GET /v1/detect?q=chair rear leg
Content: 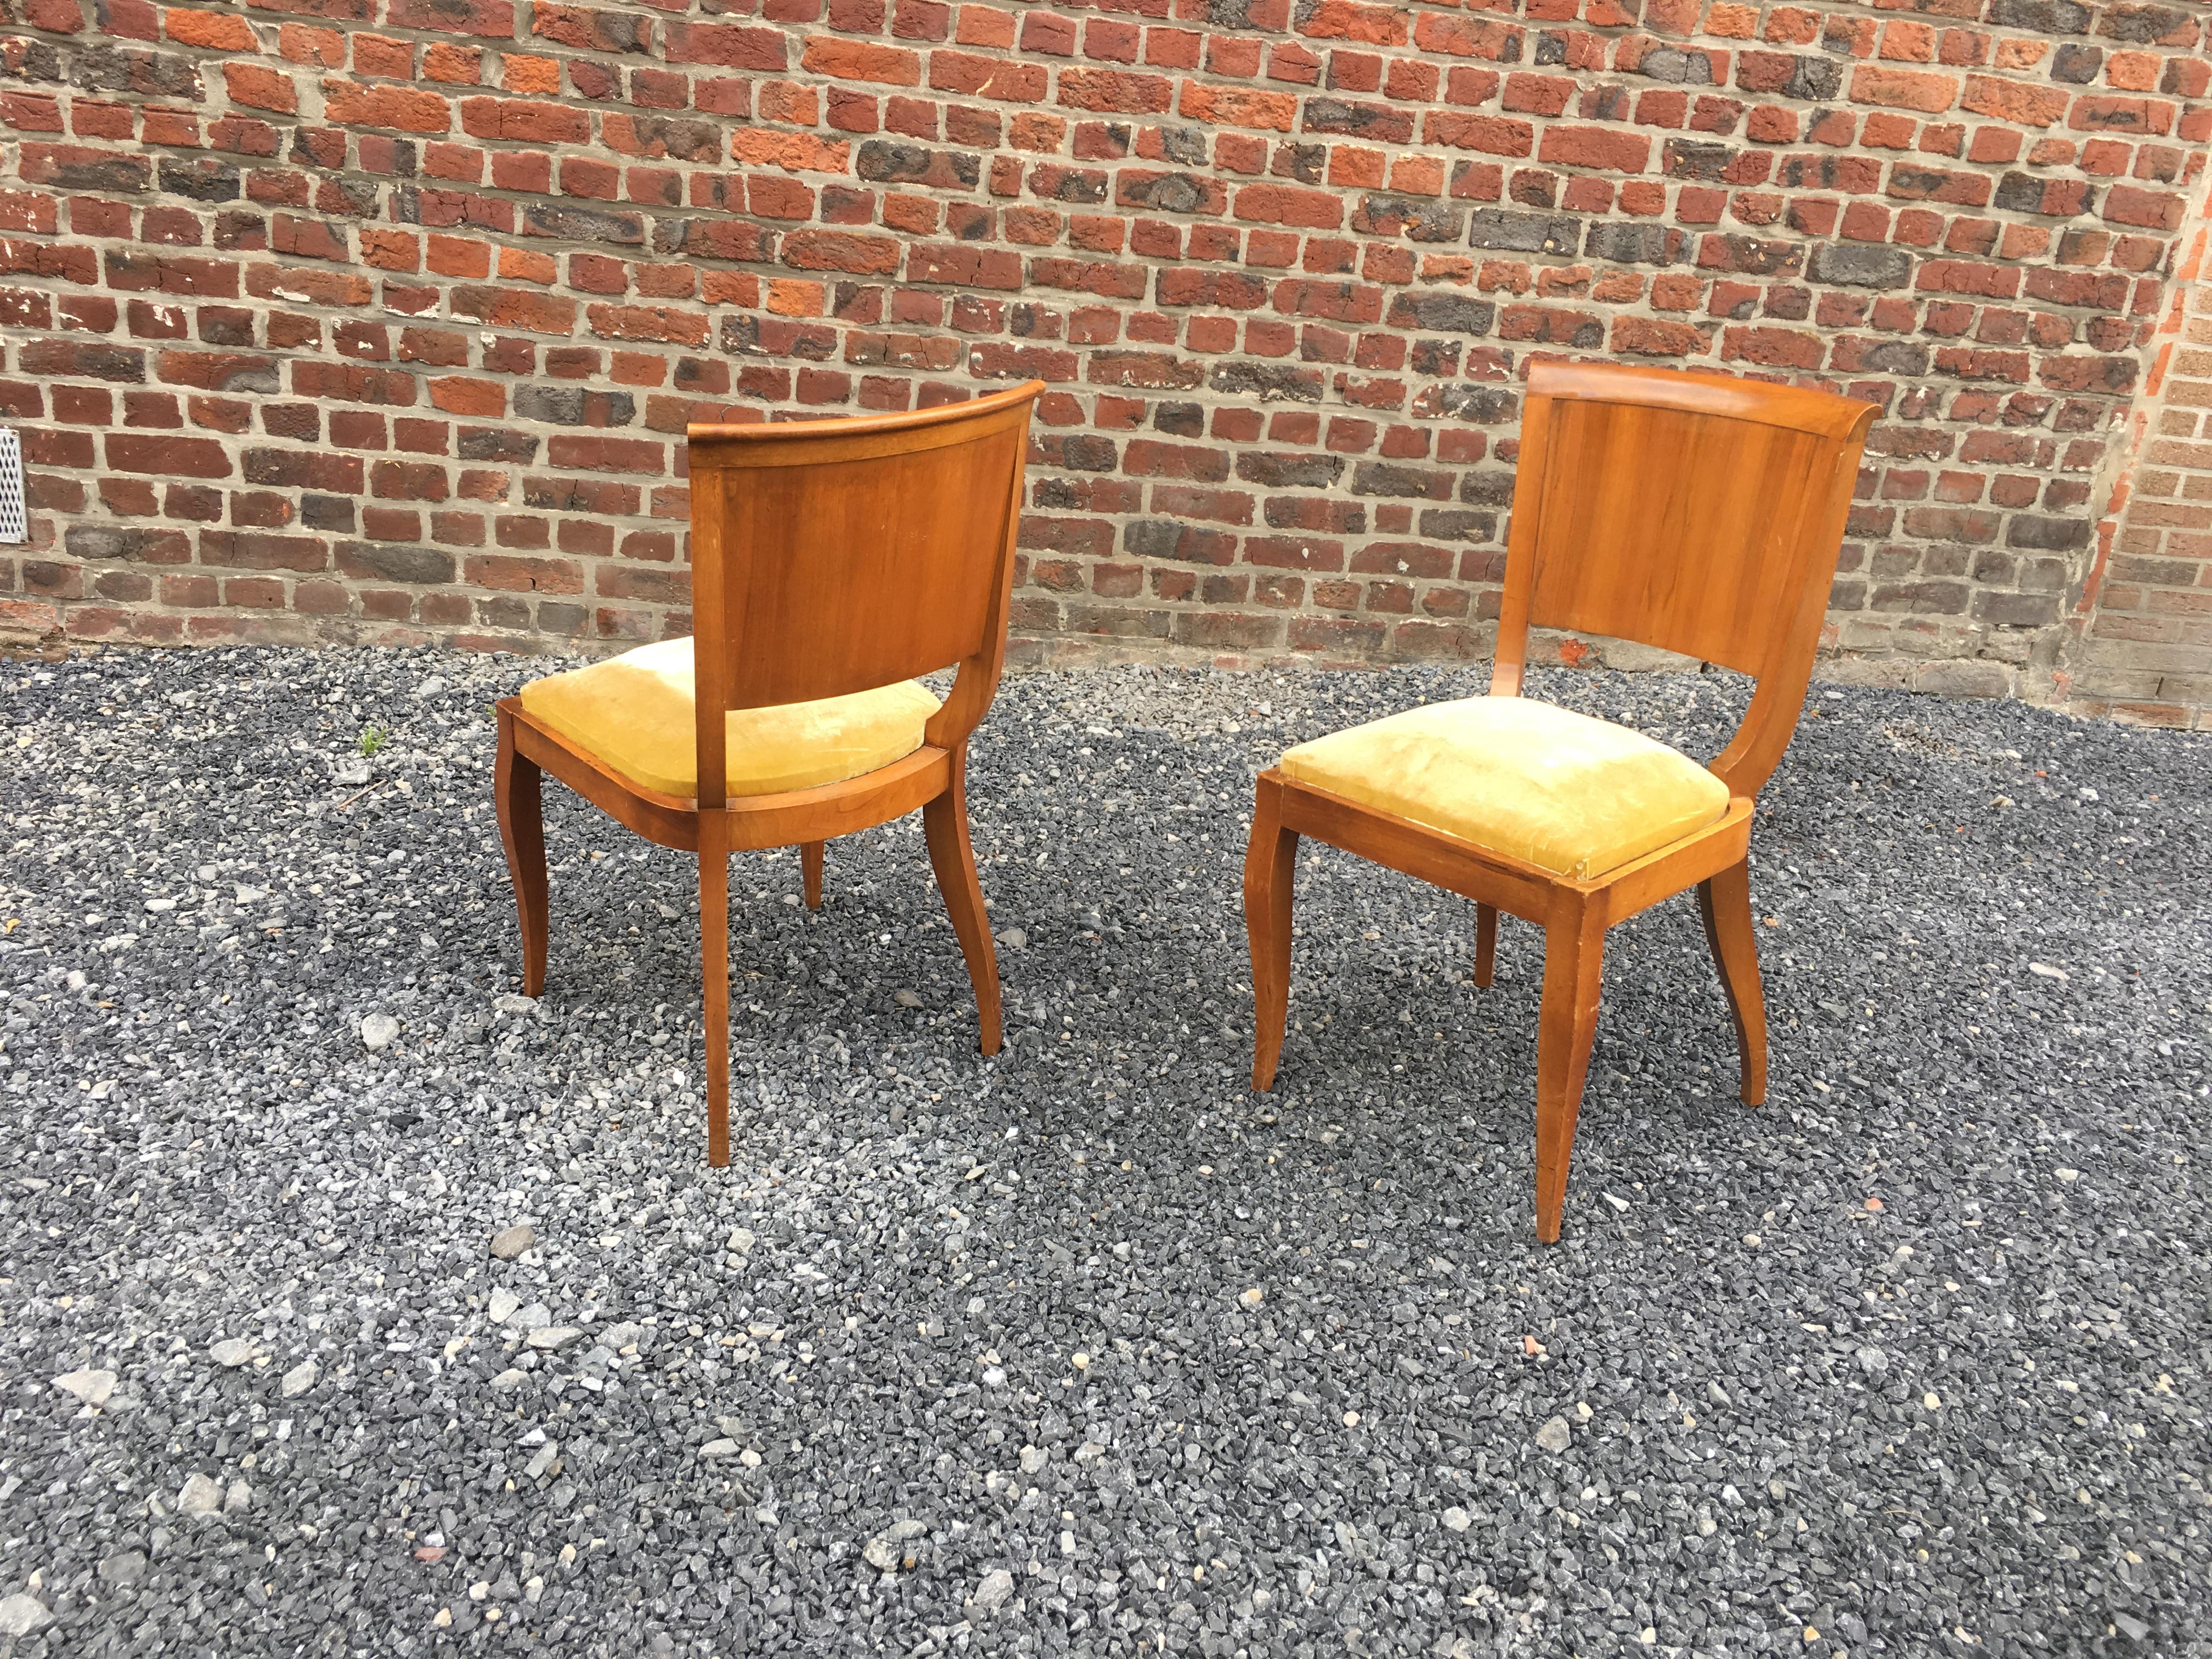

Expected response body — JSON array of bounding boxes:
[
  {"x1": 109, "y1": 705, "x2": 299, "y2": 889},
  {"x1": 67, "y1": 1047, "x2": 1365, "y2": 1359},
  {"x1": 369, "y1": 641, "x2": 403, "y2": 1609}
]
[
  {"x1": 1244, "y1": 776, "x2": 1299, "y2": 1091},
  {"x1": 1533, "y1": 905, "x2": 1606, "y2": 1244},
  {"x1": 802, "y1": 840, "x2": 824, "y2": 910},
  {"x1": 494, "y1": 708, "x2": 549, "y2": 997},
  {"x1": 1474, "y1": 902, "x2": 1498, "y2": 990},
  {"x1": 699, "y1": 815, "x2": 732, "y2": 1167},
  {"x1": 1696, "y1": 857, "x2": 1768, "y2": 1106},
  {"x1": 923, "y1": 748, "x2": 1001, "y2": 1056}
]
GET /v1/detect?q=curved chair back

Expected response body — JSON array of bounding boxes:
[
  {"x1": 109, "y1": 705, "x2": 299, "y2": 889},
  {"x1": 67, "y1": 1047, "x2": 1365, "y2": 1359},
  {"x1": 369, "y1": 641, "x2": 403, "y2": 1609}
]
[
  {"x1": 686, "y1": 381, "x2": 1045, "y2": 804},
  {"x1": 1493, "y1": 362, "x2": 1876, "y2": 794}
]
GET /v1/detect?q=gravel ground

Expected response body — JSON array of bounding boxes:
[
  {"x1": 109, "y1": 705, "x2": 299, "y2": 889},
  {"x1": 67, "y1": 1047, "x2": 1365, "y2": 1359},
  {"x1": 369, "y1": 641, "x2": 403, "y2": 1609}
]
[{"x1": 2, "y1": 646, "x2": 2209, "y2": 1659}]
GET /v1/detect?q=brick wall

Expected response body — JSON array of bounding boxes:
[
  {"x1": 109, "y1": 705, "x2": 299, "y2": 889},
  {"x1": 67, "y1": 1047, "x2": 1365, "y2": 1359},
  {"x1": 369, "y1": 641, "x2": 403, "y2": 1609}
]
[
  {"x1": 2065, "y1": 171, "x2": 2212, "y2": 727},
  {"x1": 0, "y1": 0, "x2": 2208, "y2": 715}
]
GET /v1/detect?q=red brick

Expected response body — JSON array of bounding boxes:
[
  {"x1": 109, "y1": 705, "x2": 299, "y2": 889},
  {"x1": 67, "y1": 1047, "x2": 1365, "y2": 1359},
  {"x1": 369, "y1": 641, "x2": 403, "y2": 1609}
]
[
  {"x1": 1849, "y1": 65, "x2": 1957, "y2": 113},
  {"x1": 321, "y1": 81, "x2": 452, "y2": 132}
]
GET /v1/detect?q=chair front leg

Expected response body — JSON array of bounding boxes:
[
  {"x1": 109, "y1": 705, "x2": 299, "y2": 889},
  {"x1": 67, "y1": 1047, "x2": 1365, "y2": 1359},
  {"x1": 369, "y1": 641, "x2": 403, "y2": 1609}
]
[
  {"x1": 1244, "y1": 775, "x2": 1299, "y2": 1091},
  {"x1": 494, "y1": 707, "x2": 550, "y2": 997},
  {"x1": 1696, "y1": 856, "x2": 1768, "y2": 1106},
  {"x1": 1533, "y1": 900, "x2": 1606, "y2": 1243},
  {"x1": 802, "y1": 840, "x2": 824, "y2": 910},
  {"x1": 699, "y1": 811, "x2": 732, "y2": 1167},
  {"x1": 923, "y1": 746, "x2": 1002, "y2": 1056}
]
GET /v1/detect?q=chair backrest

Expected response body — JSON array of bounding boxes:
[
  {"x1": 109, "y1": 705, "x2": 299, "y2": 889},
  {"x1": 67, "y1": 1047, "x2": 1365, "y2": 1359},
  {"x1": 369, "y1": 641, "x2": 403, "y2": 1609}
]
[
  {"x1": 685, "y1": 380, "x2": 1043, "y2": 803},
  {"x1": 1493, "y1": 361, "x2": 1876, "y2": 795}
]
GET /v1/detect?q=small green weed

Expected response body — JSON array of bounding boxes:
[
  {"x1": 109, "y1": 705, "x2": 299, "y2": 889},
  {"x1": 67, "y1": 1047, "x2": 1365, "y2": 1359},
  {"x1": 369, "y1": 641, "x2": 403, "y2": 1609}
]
[{"x1": 358, "y1": 725, "x2": 386, "y2": 758}]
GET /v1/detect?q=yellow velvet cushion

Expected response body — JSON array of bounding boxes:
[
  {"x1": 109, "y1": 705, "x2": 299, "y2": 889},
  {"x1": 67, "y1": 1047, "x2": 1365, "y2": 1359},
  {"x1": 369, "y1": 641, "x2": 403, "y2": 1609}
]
[
  {"x1": 518, "y1": 637, "x2": 939, "y2": 799},
  {"x1": 1278, "y1": 696, "x2": 1730, "y2": 879}
]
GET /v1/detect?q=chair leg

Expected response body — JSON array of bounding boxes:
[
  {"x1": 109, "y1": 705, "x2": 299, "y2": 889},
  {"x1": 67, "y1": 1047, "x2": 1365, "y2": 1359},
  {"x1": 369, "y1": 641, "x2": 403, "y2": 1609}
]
[
  {"x1": 699, "y1": 814, "x2": 732, "y2": 1168},
  {"x1": 494, "y1": 709, "x2": 549, "y2": 997},
  {"x1": 1533, "y1": 904, "x2": 1606, "y2": 1244},
  {"x1": 1474, "y1": 902, "x2": 1497, "y2": 990},
  {"x1": 1697, "y1": 857, "x2": 1768, "y2": 1107},
  {"x1": 1244, "y1": 776, "x2": 1299, "y2": 1091},
  {"x1": 802, "y1": 840, "x2": 824, "y2": 910},
  {"x1": 922, "y1": 746, "x2": 1001, "y2": 1056}
]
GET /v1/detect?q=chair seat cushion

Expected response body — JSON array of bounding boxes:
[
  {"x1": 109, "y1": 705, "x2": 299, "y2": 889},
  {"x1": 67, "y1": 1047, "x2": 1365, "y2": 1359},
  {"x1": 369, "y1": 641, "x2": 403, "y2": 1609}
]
[
  {"x1": 1278, "y1": 695, "x2": 1730, "y2": 879},
  {"x1": 518, "y1": 637, "x2": 940, "y2": 799}
]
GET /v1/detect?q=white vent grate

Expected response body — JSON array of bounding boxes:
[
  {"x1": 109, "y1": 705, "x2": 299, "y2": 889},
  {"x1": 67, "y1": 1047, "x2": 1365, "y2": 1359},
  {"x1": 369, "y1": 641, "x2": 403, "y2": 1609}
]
[{"x1": 0, "y1": 428, "x2": 23, "y2": 544}]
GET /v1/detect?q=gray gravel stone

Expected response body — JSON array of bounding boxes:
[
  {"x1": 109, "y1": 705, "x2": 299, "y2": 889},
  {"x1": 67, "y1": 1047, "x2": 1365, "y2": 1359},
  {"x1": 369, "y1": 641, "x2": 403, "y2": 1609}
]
[
  {"x1": 207, "y1": 1337, "x2": 255, "y2": 1367},
  {"x1": 489, "y1": 1223, "x2": 535, "y2": 1260},
  {"x1": 97, "y1": 1550, "x2": 147, "y2": 1589},
  {"x1": 279, "y1": 1357, "x2": 318, "y2": 1397},
  {"x1": 0, "y1": 1595, "x2": 53, "y2": 1637},
  {"x1": 360, "y1": 1011, "x2": 399, "y2": 1051},
  {"x1": 4, "y1": 648, "x2": 2210, "y2": 1656},
  {"x1": 1533, "y1": 1414, "x2": 1572, "y2": 1453},
  {"x1": 176, "y1": 1473, "x2": 221, "y2": 1516},
  {"x1": 862, "y1": 1519, "x2": 928, "y2": 1572},
  {"x1": 51, "y1": 1366, "x2": 115, "y2": 1407},
  {"x1": 970, "y1": 1566, "x2": 1016, "y2": 1613}
]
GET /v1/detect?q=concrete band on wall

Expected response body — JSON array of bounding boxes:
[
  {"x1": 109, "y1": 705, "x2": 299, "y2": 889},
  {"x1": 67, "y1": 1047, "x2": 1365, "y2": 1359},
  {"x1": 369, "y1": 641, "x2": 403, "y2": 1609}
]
[{"x1": 0, "y1": 0, "x2": 2207, "y2": 726}]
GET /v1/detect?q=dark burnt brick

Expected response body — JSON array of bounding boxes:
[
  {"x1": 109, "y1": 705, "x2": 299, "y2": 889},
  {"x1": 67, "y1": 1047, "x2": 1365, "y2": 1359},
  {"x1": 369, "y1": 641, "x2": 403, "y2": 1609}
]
[
  {"x1": 1384, "y1": 292, "x2": 1497, "y2": 335},
  {"x1": 1784, "y1": 54, "x2": 1843, "y2": 101},
  {"x1": 514, "y1": 386, "x2": 638, "y2": 426},
  {"x1": 2051, "y1": 44, "x2": 2103, "y2": 83},
  {"x1": 1637, "y1": 47, "x2": 1712, "y2": 85},
  {"x1": 2006, "y1": 516, "x2": 2091, "y2": 551},
  {"x1": 1236, "y1": 453, "x2": 1347, "y2": 488},
  {"x1": 1038, "y1": 434, "x2": 1119, "y2": 470},
  {"x1": 1350, "y1": 462, "x2": 1453, "y2": 501},
  {"x1": 1989, "y1": 0, "x2": 2090, "y2": 29},
  {"x1": 856, "y1": 141, "x2": 981, "y2": 189},
  {"x1": 301, "y1": 495, "x2": 358, "y2": 531},
  {"x1": 1584, "y1": 223, "x2": 1683, "y2": 266},
  {"x1": 2097, "y1": 3, "x2": 2191, "y2": 43},
  {"x1": 65, "y1": 526, "x2": 193, "y2": 563},
  {"x1": 1412, "y1": 384, "x2": 1517, "y2": 423},
  {"x1": 521, "y1": 204, "x2": 646, "y2": 245},
  {"x1": 1417, "y1": 509, "x2": 1497, "y2": 543},
  {"x1": 1662, "y1": 140, "x2": 1733, "y2": 182},
  {"x1": 1467, "y1": 209, "x2": 1578, "y2": 255},
  {"x1": 1353, "y1": 198, "x2": 1465, "y2": 242},
  {"x1": 337, "y1": 542, "x2": 456, "y2": 585},
  {"x1": 458, "y1": 429, "x2": 540, "y2": 462},
  {"x1": 1122, "y1": 520, "x2": 1237, "y2": 564},
  {"x1": 1975, "y1": 590, "x2": 2062, "y2": 628},
  {"x1": 1808, "y1": 244, "x2": 1915, "y2": 289},
  {"x1": 1209, "y1": 362, "x2": 1324, "y2": 402},
  {"x1": 157, "y1": 159, "x2": 242, "y2": 202},
  {"x1": 1303, "y1": 100, "x2": 1417, "y2": 143}
]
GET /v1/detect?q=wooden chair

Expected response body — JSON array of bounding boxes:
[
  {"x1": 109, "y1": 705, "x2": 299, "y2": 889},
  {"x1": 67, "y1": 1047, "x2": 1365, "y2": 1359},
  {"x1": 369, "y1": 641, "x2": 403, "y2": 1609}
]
[
  {"x1": 494, "y1": 379, "x2": 1045, "y2": 1165},
  {"x1": 1243, "y1": 362, "x2": 1875, "y2": 1241}
]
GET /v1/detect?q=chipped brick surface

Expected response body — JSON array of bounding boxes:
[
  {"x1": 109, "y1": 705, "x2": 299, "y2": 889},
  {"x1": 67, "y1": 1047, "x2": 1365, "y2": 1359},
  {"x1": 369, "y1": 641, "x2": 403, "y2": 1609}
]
[{"x1": 0, "y1": 0, "x2": 2207, "y2": 708}]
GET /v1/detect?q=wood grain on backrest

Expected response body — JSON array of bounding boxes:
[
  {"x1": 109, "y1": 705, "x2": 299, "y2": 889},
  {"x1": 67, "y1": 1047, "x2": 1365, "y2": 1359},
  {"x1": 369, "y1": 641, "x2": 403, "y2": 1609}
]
[
  {"x1": 686, "y1": 380, "x2": 1042, "y2": 710},
  {"x1": 1495, "y1": 362, "x2": 1875, "y2": 794},
  {"x1": 1506, "y1": 363, "x2": 1872, "y2": 678}
]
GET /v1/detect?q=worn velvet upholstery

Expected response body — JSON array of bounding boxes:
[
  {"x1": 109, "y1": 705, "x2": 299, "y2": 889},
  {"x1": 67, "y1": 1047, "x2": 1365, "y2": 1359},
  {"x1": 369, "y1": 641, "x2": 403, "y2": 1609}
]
[
  {"x1": 518, "y1": 637, "x2": 939, "y2": 800},
  {"x1": 1277, "y1": 696, "x2": 1729, "y2": 880}
]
